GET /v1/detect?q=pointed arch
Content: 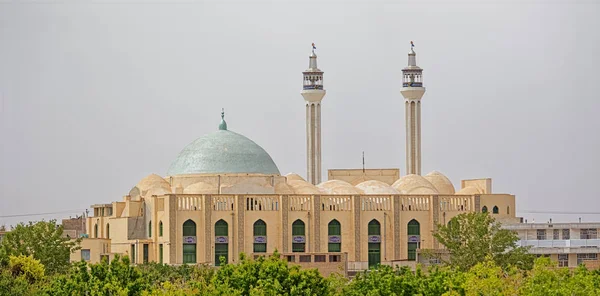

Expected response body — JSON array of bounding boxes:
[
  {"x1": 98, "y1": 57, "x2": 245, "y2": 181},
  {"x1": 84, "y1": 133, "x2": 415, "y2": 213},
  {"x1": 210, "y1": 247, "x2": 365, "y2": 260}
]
[
  {"x1": 482, "y1": 206, "x2": 488, "y2": 213},
  {"x1": 183, "y1": 219, "x2": 197, "y2": 264},
  {"x1": 492, "y1": 206, "x2": 499, "y2": 214},
  {"x1": 292, "y1": 219, "x2": 306, "y2": 252},
  {"x1": 367, "y1": 219, "x2": 381, "y2": 268},
  {"x1": 328, "y1": 219, "x2": 341, "y2": 252},
  {"x1": 94, "y1": 224, "x2": 98, "y2": 238},
  {"x1": 159, "y1": 221, "x2": 163, "y2": 237},
  {"x1": 148, "y1": 220, "x2": 152, "y2": 237},
  {"x1": 253, "y1": 219, "x2": 267, "y2": 253},
  {"x1": 407, "y1": 219, "x2": 420, "y2": 261},
  {"x1": 507, "y1": 206, "x2": 510, "y2": 215},
  {"x1": 106, "y1": 224, "x2": 110, "y2": 239},
  {"x1": 215, "y1": 219, "x2": 229, "y2": 265},
  {"x1": 368, "y1": 219, "x2": 381, "y2": 235},
  {"x1": 183, "y1": 219, "x2": 196, "y2": 236}
]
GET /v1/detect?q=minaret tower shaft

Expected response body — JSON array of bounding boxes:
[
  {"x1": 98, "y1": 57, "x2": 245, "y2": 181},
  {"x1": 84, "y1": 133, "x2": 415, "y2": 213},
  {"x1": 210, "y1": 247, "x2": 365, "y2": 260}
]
[
  {"x1": 301, "y1": 45, "x2": 326, "y2": 185},
  {"x1": 401, "y1": 42, "x2": 426, "y2": 175}
]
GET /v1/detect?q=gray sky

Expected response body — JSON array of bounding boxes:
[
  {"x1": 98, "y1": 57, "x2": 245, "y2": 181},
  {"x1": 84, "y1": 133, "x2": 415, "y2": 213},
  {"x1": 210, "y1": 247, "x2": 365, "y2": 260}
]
[{"x1": 1, "y1": 0, "x2": 599, "y2": 226}]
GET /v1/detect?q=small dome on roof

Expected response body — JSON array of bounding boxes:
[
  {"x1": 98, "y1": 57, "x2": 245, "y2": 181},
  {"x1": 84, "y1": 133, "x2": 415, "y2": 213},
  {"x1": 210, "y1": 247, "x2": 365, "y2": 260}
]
[
  {"x1": 136, "y1": 174, "x2": 171, "y2": 195},
  {"x1": 317, "y1": 180, "x2": 364, "y2": 195},
  {"x1": 456, "y1": 186, "x2": 483, "y2": 195},
  {"x1": 356, "y1": 180, "x2": 401, "y2": 195},
  {"x1": 287, "y1": 180, "x2": 321, "y2": 195},
  {"x1": 285, "y1": 173, "x2": 306, "y2": 182},
  {"x1": 424, "y1": 171, "x2": 456, "y2": 195},
  {"x1": 392, "y1": 174, "x2": 439, "y2": 195},
  {"x1": 183, "y1": 182, "x2": 218, "y2": 194},
  {"x1": 275, "y1": 182, "x2": 295, "y2": 194},
  {"x1": 146, "y1": 186, "x2": 171, "y2": 196}
]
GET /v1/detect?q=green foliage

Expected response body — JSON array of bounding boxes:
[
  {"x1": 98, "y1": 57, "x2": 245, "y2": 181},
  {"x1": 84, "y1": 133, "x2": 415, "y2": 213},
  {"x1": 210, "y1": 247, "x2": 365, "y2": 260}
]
[
  {"x1": 0, "y1": 255, "x2": 46, "y2": 296},
  {"x1": 212, "y1": 252, "x2": 331, "y2": 296},
  {"x1": 433, "y1": 212, "x2": 534, "y2": 271},
  {"x1": 0, "y1": 220, "x2": 81, "y2": 274},
  {"x1": 3, "y1": 227, "x2": 600, "y2": 296},
  {"x1": 44, "y1": 255, "x2": 149, "y2": 295},
  {"x1": 9, "y1": 255, "x2": 45, "y2": 283}
]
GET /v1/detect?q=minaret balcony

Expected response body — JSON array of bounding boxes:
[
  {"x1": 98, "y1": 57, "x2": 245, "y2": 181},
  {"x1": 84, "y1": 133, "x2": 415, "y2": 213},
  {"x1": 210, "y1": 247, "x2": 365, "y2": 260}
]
[
  {"x1": 403, "y1": 82, "x2": 423, "y2": 87},
  {"x1": 303, "y1": 85, "x2": 324, "y2": 90}
]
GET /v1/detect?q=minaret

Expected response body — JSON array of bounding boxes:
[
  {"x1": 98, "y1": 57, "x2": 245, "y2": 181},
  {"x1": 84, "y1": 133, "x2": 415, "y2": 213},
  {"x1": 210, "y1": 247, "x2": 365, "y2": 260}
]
[
  {"x1": 301, "y1": 44, "x2": 326, "y2": 185},
  {"x1": 401, "y1": 41, "x2": 426, "y2": 175}
]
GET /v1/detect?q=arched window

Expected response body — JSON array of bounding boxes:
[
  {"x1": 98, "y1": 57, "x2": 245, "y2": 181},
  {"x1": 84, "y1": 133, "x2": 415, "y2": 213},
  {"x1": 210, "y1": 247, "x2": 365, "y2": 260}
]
[
  {"x1": 215, "y1": 219, "x2": 229, "y2": 266},
  {"x1": 507, "y1": 206, "x2": 510, "y2": 215},
  {"x1": 482, "y1": 206, "x2": 488, "y2": 213},
  {"x1": 148, "y1": 221, "x2": 152, "y2": 237},
  {"x1": 328, "y1": 220, "x2": 341, "y2": 252},
  {"x1": 182, "y1": 220, "x2": 196, "y2": 264},
  {"x1": 94, "y1": 224, "x2": 98, "y2": 238},
  {"x1": 492, "y1": 206, "x2": 499, "y2": 214},
  {"x1": 407, "y1": 219, "x2": 420, "y2": 261},
  {"x1": 448, "y1": 218, "x2": 459, "y2": 230},
  {"x1": 292, "y1": 219, "x2": 306, "y2": 252},
  {"x1": 253, "y1": 220, "x2": 267, "y2": 253},
  {"x1": 106, "y1": 224, "x2": 110, "y2": 239},
  {"x1": 368, "y1": 219, "x2": 381, "y2": 268},
  {"x1": 159, "y1": 221, "x2": 163, "y2": 237}
]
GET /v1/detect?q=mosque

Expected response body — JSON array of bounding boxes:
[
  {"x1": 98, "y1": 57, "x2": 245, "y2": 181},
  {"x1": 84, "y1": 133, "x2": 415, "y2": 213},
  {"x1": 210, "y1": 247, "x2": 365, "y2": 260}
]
[{"x1": 80, "y1": 45, "x2": 518, "y2": 274}]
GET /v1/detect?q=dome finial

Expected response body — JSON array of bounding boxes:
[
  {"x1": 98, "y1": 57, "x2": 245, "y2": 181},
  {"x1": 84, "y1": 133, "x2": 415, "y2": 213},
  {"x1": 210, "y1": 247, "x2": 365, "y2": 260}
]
[{"x1": 219, "y1": 108, "x2": 227, "y2": 130}]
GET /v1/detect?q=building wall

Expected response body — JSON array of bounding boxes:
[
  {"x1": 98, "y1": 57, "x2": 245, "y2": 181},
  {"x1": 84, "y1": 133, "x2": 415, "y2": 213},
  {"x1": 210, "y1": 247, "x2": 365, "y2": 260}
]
[
  {"x1": 328, "y1": 169, "x2": 400, "y2": 185},
  {"x1": 71, "y1": 238, "x2": 112, "y2": 264},
  {"x1": 88, "y1": 192, "x2": 514, "y2": 272}
]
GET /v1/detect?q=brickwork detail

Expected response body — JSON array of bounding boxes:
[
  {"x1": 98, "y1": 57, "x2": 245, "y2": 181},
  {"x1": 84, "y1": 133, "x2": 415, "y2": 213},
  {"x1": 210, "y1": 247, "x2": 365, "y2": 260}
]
[
  {"x1": 237, "y1": 196, "x2": 245, "y2": 257},
  {"x1": 204, "y1": 195, "x2": 212, "y2": 263},
  {"x1": 313, "y1": 195, "x2": 321, "y2": 252},
  {"x1": 432, "y1": 195, "x2": 439, "y2": 249},
  {"x1": 282, "y1": 195, "x2": 289, "y2": 252},
  {"x1": 353, "y1": 196, "x2": 361, "y2": 260},
  {"x1": 393, "y1": 195, "x2": 401, "y2": 259},
  {"x1": 168, "y1": 195, "x2": 177, "y2": 263}
]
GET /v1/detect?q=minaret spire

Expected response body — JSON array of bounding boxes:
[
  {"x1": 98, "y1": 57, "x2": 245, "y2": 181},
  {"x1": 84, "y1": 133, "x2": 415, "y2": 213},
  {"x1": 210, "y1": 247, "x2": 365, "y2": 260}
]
[
  {"x1": 401, "y1": 41, "x2": 426, "y2": 175},
  {"x1": 301, "y1": 43, "x2": 326, "y2": 185},
  {"x1": 219, "y1": 108, "x2": 227, "y2": 130}
]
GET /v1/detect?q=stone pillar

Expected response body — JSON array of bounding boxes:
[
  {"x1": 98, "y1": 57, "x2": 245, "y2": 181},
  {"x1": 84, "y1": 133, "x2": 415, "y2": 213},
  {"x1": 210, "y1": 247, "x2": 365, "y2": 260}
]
[
  {"x1": 431, "y1": 195, "x2": 439, "y2": 249},
  {"x1": 237, "y1": 195, "x2": 245, "y2": 258},
  {"x1": 168, "y1": 195, "x2": 177, "y2": 264},
  {"x1": 405, "y1": 100, "x2": 421, "y2": 175},
  {"x1": 313, "y1": 195, "x2": 321, "y2": 252},
  {"x1": 306, "y1": 102, "x2": 322, "y2": 185},
  {"x1": 353, "y1": 195, "x2": 361, "y2": 261},
  {"x1": 204, "y1": 195, "x2": 212, "y2": 264},
  {"x1": 393, "y1": 195, "x2": 401, "y2": 259},
  {"x1": 281, "y1": 195, "x2": 289, "y2": 253}
]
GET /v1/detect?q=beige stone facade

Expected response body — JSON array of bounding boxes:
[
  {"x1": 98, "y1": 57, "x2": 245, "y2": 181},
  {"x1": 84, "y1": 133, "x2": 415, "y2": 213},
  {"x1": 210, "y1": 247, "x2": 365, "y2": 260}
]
[{"x1": 85, "y1": 172, "x2": 516, "y2": 273}]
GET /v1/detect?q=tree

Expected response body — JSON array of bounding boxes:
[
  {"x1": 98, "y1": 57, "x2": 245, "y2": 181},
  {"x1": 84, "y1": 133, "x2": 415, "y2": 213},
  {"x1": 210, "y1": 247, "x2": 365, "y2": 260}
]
[
  {"x1": 432, "y1": 212, "x2": 534, "y2": 271},
  {"x1": 212, "y1": 252, "x2": 332, "y2": 296},
  {"x1": 0, "y1": 255, "x2": 46, "y2": 296},
  {"x1": 45, "y1": 255, "x2": 150, "y2": 295},
  {"x1": 0, "y1": 220, "x2": 81, "y2": 274}
]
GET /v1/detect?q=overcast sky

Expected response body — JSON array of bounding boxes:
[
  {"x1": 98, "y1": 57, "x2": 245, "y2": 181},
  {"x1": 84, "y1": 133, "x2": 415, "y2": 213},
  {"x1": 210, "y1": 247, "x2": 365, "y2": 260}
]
[{"x1": 1, "y1": 0, "x2": 599, "y2": 226}]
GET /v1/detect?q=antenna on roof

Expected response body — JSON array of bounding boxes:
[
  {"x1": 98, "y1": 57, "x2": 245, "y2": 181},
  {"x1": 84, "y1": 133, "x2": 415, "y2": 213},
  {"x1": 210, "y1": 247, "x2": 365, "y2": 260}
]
[{"x1": 362, "y1": 151, "x2": 365, "y2": 173}]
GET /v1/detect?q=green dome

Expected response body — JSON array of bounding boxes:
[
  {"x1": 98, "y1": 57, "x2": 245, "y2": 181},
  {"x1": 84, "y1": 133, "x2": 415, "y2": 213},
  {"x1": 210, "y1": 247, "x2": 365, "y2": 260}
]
[{"x1": 167, "y1": 130, "x2": 280, "y2": 176}]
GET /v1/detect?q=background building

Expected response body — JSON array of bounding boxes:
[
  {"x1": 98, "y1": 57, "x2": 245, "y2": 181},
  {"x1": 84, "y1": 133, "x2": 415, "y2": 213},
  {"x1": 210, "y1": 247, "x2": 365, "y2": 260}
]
[{"x1": 503, "y1": 222, "x2": 600, "y2": 268}]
